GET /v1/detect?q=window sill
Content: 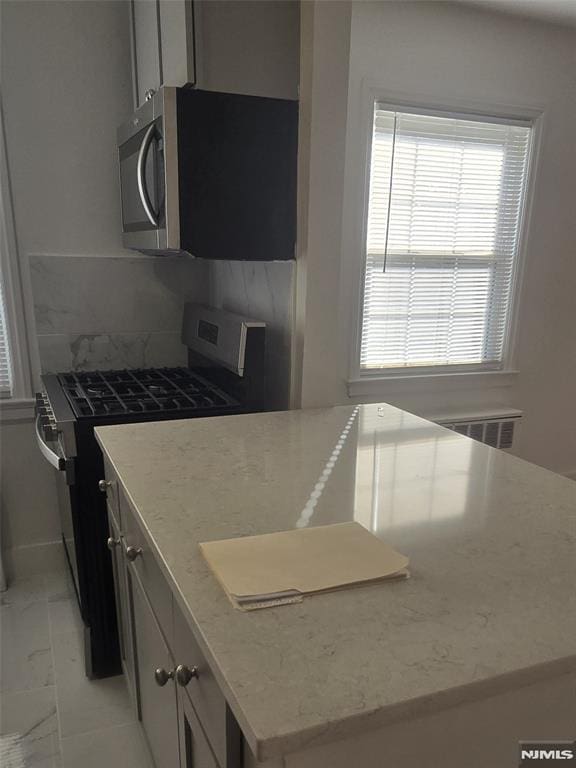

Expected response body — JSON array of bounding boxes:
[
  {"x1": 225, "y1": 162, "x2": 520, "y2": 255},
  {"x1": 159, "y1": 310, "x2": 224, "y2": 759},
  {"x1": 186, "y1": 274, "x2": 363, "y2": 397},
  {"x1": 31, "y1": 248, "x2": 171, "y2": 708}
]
[
  {"x1": 347, "y1": 370, "x2": 519, "y2": 398},
  {"x1": 0, "y1": 397, "x2": 35, "y2": 423}
]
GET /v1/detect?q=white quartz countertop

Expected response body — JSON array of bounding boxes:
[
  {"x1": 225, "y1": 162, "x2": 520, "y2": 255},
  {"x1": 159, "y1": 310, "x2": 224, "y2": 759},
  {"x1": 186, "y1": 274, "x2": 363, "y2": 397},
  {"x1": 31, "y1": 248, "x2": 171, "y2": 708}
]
[{"x1": 95, "y1": 404, "x2": 576, "y2": 760}]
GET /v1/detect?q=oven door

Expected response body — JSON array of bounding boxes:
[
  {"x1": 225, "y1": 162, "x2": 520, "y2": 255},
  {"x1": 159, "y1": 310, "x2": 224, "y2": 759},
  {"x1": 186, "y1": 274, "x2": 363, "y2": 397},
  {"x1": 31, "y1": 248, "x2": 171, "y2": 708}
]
[
  {"x1": 34, "y1": 416, "x2": 80, "y2": 598},
  {"x1": 117, "y1": 87, "x2": 180, "y2": 253}
]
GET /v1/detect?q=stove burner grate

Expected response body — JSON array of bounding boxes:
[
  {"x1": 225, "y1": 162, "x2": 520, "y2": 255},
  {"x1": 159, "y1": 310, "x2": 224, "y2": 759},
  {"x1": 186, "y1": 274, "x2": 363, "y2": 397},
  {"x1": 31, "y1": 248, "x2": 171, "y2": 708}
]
[{"x1": 58, "y1": 368, "x2": 237, "y2": 419}]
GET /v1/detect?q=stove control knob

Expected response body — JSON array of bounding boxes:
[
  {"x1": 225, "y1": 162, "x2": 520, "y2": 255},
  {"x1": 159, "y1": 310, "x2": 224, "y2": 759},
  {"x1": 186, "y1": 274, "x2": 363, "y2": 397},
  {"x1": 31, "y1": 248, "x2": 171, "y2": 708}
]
[
  {"x1": 98, "y1": 479, "x2": 112, "y2": 493},
  {"x1": 43, "y1": 423, "x2": 58, "y2": 441},
  {"x1": 125, "y1": 546, "x2": 143, "y2": 562},
  {"x1": 107, "y1": 537, "x2": 121, "y2": 551}
]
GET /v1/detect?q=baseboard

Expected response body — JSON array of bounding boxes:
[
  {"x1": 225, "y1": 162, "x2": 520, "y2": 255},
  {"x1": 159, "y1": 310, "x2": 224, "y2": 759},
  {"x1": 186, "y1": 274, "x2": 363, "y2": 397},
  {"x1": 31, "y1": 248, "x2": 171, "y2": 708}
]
[{"x1": 2, "y1": 539, "x2": 66, "y2": 581}]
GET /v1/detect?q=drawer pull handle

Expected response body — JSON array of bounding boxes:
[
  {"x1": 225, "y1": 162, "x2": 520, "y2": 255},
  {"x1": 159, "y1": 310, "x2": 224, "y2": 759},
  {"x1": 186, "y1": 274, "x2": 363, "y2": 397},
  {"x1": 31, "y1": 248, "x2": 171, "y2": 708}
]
[
  {"x1": 107, "y1": 537, "x2": 121, "y2": 550},
  {"x1": 175, "y1": 664, "x2": 199, "y2": 687},
  {"x1": 125, "y1": 546, "x2": 143, "y2": 562},
  {"x1": 154, "y1": 667, "x2": 174, "y2": 687}
]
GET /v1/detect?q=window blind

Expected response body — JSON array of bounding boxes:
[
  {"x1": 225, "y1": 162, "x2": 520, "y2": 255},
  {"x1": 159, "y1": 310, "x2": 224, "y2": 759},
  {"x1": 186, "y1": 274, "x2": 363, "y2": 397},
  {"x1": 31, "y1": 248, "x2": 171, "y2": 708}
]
[
  {"x1": 0, "y1": 275, "x2": 13, "y2": 396},
  {"x1": 361, "y1": 107, "x2": 531, "y2": 372}
]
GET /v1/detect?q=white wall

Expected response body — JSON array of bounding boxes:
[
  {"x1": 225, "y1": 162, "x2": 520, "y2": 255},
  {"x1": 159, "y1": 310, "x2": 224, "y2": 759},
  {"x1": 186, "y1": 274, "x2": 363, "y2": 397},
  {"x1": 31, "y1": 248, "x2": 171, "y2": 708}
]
[
  {"x1": 294, "y1": 0, "x2": 352, "y2": 408},
  {"x1": 198, "y1": 0, "x2": 300, "y2": 99},
  {"x1": 297, "y1": 1, "x2": 576, "y2": 476},
  {"x1": 210, "y1": 261, "x2": 295, "y2": 410},
  {"x1": 0, "y1": 420, "x2": 63, "y2": 576},
  {"x1": 0, "y1": 0, "x2": 135, "y2": 573},
  {"x1": 1, "y1": 0, "x2": 132, "y2": 257},
  {"x1": 201, "y1": 0, "x2": 300, "y2": 410}
]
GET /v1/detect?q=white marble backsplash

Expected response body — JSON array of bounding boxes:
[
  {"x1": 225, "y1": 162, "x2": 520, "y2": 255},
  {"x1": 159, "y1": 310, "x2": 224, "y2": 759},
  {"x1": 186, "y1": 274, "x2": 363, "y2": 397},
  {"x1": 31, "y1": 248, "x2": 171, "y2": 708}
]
[
  {"x1": 209, "y1": 260, "x2": 294, "y2": 409},
  {"x1": 29, "y1": 255, "x2": 295, "y2": 402},
  {"x1": 30, "y1": 254, "x2": 209, "y2": 374},
  {"x1": 37, "y1": 332, "x2": 188, "y2": 374}
]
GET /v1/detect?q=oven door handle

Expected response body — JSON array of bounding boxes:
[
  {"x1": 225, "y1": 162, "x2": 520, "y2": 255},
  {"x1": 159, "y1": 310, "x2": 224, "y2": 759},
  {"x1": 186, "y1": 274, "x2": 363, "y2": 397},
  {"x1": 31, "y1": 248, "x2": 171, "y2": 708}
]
[
  {"x1": 35, "y1": 415, "x2": 66, "y2": 471},
  {"x1": 136, "y1": 123, "x2": 159, "y2": 228},
  {"x1": 35, "y1": 416, "x2": 76, "y2": 484}
]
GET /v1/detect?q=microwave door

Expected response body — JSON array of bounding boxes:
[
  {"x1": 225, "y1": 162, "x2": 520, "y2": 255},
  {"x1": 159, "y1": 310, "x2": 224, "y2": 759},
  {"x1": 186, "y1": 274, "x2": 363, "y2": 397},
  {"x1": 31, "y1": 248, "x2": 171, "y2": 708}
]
[{"x1": 119, "y1": 120, "x2": 164, "y2": 250}]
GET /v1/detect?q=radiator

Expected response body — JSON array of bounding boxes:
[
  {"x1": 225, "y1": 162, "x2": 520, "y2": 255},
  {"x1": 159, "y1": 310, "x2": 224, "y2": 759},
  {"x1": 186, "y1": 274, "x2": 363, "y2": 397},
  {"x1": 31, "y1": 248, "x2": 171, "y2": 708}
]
[{"x1": 433, "y1": 409, "x2": 522, "y2": 451}]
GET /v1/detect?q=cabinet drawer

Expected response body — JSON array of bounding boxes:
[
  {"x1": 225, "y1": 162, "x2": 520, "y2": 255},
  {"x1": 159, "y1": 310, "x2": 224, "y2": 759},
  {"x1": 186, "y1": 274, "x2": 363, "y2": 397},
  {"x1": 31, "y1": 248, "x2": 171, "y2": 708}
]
[
  {"x1": 173, "y1": 600, "x2": 238, "y2": 767},
  {"x1": 120, "y1": 490, "x2": 174, "y2": 649}
]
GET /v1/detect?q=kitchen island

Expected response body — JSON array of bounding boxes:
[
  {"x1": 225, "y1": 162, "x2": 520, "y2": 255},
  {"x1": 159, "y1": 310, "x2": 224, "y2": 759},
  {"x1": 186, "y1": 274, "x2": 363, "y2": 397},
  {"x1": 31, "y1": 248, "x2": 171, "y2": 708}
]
[{"x1": 95, "y1": 403, "x2": 576, "y2": 768}]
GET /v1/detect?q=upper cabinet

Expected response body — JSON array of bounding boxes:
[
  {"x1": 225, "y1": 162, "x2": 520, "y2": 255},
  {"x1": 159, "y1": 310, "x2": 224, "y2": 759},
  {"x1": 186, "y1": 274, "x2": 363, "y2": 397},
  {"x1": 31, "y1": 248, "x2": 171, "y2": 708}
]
[
  {"x1": 129, "y1": 0, "x2": 299, "y2": 109},
  {"x1": 131, "y1": 0, "x2": 161, "y2": 106}
]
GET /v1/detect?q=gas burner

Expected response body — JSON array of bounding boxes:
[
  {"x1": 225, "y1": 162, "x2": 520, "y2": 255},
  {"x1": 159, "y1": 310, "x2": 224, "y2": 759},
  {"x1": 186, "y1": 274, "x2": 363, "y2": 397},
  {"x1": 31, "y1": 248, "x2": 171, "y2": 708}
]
[{"x1": 58, "y1": 367, "x2": 238, "y2": 420}]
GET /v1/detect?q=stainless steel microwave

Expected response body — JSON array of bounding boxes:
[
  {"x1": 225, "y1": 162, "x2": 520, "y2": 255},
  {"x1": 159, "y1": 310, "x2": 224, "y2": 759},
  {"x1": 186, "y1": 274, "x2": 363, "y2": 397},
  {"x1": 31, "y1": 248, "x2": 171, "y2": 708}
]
[{"x1": 117, "y1": 86, "x2": 298, "y2": 260}]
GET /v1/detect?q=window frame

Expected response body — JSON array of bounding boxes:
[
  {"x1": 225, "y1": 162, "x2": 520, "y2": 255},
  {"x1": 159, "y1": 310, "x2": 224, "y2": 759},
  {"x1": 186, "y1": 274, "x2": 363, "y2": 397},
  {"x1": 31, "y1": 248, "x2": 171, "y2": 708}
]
[
  {"x1": 0, "y1": 98, "x2": 34, "y2": 413},
  {"x1": 348, "y1": 89, "x2": 543, "y2": 390}
]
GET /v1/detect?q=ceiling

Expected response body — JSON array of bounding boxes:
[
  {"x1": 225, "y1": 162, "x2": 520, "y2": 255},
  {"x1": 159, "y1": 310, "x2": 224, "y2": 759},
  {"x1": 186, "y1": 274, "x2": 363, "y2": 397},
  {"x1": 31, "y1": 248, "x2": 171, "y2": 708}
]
[{"x1": 460, "y1": 0, "x2": 576, "y2": 27}]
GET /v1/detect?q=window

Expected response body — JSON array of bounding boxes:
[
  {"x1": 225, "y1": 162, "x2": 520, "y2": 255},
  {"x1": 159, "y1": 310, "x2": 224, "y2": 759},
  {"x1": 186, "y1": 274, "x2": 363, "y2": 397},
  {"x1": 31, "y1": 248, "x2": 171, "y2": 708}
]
[
  {"x1": 0, "y1": 98, "x2": 32, "y2": 406},
  {"x1": 0, "y1": 276, "x2": 12, "y2": 396},
  {"x1": 360, "y1": 106, "x2": 532, "y2": 374}
]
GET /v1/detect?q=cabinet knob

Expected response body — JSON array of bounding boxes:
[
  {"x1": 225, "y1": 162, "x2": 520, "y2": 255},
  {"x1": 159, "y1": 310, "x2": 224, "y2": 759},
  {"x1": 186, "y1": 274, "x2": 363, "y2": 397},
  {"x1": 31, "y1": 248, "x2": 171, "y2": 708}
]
[
  {"x1": 175, "y1": 664, "x2": 199, "y2": 687},
  {"x1": 107, "y1": 537, "x2": 121, "y2": 551},
  {"x1": 98, "y1": 479, "x2": 112, "y2": 493},
  {"x1": 125, "y1": 545, "x2": 143, "y2": 562},
  {"x1": 154, "y1": 667, "x2": 174, "y2": 687},
  {"x1": 144, "y1": 88, "x2": 156, "y2": 102}
]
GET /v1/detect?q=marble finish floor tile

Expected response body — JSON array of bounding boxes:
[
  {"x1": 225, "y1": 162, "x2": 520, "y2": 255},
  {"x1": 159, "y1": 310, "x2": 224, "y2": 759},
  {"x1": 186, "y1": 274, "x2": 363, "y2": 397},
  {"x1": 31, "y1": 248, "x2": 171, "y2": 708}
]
[
  {"x1": 47, "y1": 598, "x2": 81, "y2": 640},
  {"x1": 0, "y1": 572, "x2": 144, "y2": 767},
  {"x1": 0, "y1": 601, "x2": 53, "y2": 692},
  {"x1": 0, "y1": 575, "x2": 47, "y2": 608},
  {"x1": 60, "y1": 723, "x2": 152, "y2": 768},
  {"x1": 0, "y1": 686, "x2": 60, "y2": 768},
  {"x1": 44, "y1": 571, "x2": 73, "y2": 605},
  {"x1": 52, "y1": 631, "x2": 136, "y2": 738}
]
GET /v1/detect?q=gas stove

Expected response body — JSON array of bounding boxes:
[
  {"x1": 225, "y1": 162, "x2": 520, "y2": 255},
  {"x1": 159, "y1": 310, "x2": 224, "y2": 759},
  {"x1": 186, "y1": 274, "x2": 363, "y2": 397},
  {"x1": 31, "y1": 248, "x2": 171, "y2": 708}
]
[
  {"x1": 35, "y1": 304, "x2": 265, "y2": 679},
  {"x1": 58, "y1": 367, "x2": 238, "y2": 418}
]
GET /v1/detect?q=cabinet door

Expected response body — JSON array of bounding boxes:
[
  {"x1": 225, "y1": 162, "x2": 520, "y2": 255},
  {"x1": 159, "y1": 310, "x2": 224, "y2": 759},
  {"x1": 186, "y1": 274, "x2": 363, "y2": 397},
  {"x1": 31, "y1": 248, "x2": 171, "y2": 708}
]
[
  {"x1": 108, "y1": 515, "x2": 137, "y2": 711},
  {"x1": 132, "y1": 569, "x2": 180, "y2": 768},
  {"x1": 159, "y1": 0, "x2": 195, "y2": 88},
  {"x1": 132, "y1": 0, "x2": 162, "y2": 107},
  {"x1": 178, "y1": 689, "x2": 219, "y2": 768}
]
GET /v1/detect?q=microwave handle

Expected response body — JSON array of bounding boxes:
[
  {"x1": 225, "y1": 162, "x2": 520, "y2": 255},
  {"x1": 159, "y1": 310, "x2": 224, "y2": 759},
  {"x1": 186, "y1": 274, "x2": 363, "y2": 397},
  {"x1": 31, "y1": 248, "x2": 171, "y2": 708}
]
[{"x1": 137, "y1": 123, "x2": 159, "y2": 228}]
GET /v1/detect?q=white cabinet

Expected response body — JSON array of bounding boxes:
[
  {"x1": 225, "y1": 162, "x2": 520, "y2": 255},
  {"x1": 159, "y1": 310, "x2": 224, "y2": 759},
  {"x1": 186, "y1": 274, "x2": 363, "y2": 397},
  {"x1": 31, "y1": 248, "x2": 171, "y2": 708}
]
[
  {"x1": 131, "y1": 0, "x2": 163, "y2": 106},
  {"x1": 132, "y1": 568, "x2": 180, "y2": 768},
  {"x1": 178, "y1": 689, "x2": 219, "y2": 768},
  {"x1": 130, "y1": 0, "x2": 196, "y2": 108},
  {"x1": 128, "y1": 0, "x2": 299, "y2": 109},
  {"x1": 105, "y1": 483, "x2": 241, "y2": 768},
  {"x1": 159, "y1": 0, "x2": 196, "y2": 90},
  {"x1": 107, "y1": 513, "x2": 137, "y2": 711}
]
